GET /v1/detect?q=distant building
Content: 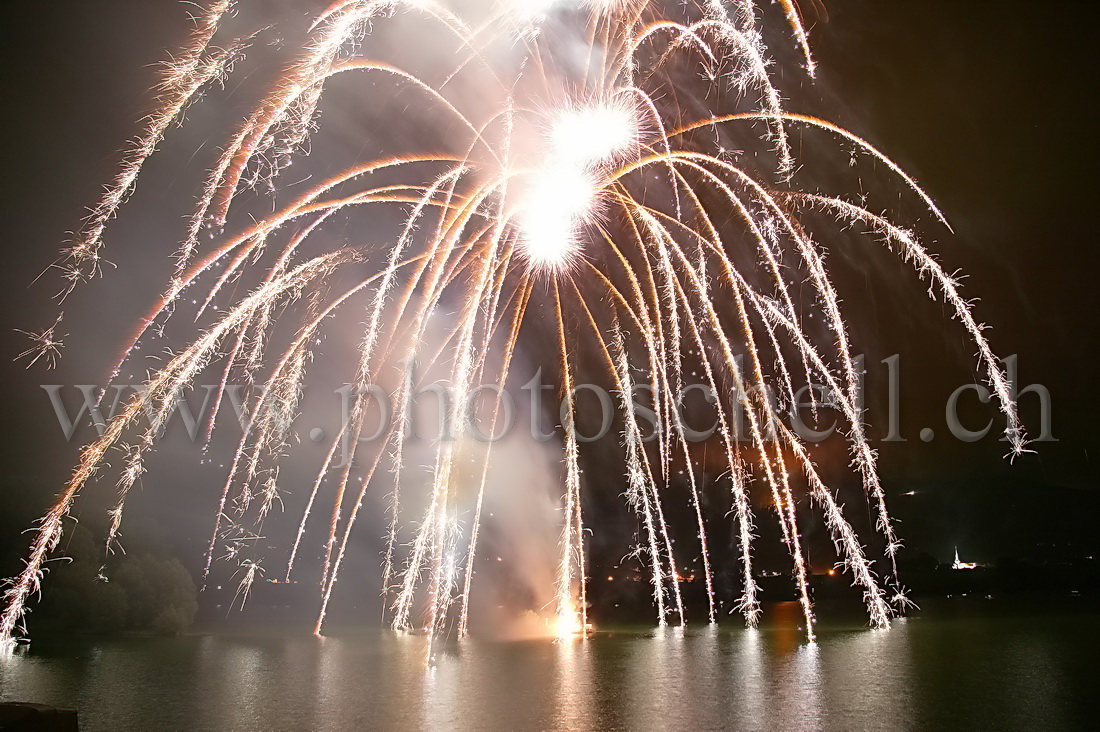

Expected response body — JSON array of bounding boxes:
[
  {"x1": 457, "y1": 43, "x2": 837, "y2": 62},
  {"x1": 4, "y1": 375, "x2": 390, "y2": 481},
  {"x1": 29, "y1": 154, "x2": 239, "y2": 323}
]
[{"x1": 952, "y1": 546, "x2": 979, "y2": 570}]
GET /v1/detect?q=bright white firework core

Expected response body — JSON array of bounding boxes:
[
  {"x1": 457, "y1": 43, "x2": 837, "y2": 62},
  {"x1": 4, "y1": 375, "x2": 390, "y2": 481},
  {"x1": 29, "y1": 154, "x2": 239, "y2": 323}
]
[
  {"x1": 551, "y1": 100, "x2": 638, "y2": 169},
  {"x1": 518, "y1": 165, "x2": 597, "y2": 269},
  {"x1": 517, "y1": 100, "x2": 638, "y2": 269}
]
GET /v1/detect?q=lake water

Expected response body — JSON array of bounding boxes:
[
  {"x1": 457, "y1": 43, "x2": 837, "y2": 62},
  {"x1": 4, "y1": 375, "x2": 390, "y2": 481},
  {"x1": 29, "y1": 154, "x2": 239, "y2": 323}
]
[{"x1": 1, "y1": 599, "x2": 1095, "y2": 731}]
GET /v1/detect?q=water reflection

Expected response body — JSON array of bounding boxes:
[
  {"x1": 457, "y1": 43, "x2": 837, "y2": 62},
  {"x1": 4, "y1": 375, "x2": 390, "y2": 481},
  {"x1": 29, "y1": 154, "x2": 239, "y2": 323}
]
[
  {"x1": 731, "y1": 627, "x2": 768, "y2": 726},
  {"x1": 0, "y1": 601, "x2": 1092, "y2": 731},
  {"x1": 550, "y1": 637, "x2": 596, "y2": 731}
]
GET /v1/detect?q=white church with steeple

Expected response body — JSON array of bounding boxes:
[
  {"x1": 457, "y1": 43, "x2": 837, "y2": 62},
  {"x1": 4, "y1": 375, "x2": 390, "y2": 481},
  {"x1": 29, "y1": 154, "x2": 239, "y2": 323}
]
[{"x1": 952, "y1": 546, "x2": 979, "y2": 570}]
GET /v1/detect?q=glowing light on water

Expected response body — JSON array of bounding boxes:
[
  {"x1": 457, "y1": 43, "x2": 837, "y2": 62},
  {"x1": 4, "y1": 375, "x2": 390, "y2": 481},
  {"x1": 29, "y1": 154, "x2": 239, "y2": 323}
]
[{"x1": 552, "y1": 608, "x2": 586, "y2": 640}]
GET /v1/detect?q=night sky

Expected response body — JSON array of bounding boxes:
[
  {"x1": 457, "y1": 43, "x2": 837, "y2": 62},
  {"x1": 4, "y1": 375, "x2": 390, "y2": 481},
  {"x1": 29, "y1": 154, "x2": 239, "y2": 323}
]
[{"x1": 1, "y1": 0, "x2": 1097, "y2": 608}]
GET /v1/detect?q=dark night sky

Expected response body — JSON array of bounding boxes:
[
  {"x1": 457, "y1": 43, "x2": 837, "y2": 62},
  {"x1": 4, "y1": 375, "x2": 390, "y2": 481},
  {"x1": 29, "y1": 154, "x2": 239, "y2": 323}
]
[{"x1": 0, "y1": 0, "x2": 1097, "y2": 589}]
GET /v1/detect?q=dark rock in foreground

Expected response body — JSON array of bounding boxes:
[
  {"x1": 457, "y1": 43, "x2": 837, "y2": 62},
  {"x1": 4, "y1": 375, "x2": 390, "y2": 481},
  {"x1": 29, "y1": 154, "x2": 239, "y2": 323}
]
[{"x1": 0, "y1": 702, "x2": 78, "y2": 731}]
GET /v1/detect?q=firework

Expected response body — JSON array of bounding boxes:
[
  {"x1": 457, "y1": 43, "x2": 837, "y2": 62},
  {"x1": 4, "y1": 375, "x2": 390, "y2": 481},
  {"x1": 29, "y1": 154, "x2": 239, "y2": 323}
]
[{"x1": 2, "y1": 0, "x2": 1025, "y2": 653}]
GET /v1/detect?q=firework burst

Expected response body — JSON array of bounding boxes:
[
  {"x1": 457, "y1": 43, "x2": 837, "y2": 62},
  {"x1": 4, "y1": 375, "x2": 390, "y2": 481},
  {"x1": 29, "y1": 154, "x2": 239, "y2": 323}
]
[{"x1": 3, "y1": 0, "x2": 1025, "y2": 653}]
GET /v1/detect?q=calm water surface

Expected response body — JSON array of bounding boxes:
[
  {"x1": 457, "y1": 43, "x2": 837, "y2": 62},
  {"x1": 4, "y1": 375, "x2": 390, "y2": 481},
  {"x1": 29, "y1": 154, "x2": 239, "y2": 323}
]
[{"x1": 1, "y1": 599, "x2": 1095, "y2": 731}]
